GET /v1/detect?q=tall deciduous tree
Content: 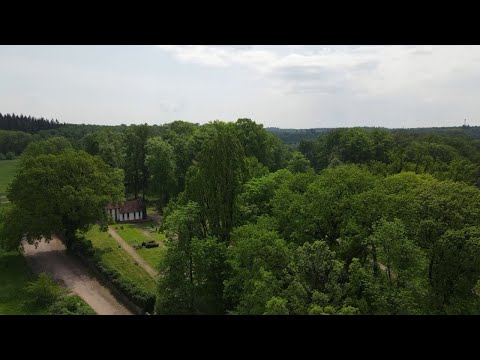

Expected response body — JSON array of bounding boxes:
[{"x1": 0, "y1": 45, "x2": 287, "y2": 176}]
[
  {"x1": 1, "y1": 150, "x2": 124, "y2": 250},
  {"x1": 145, "y1": 136, "x2": 176, "y2": 209},
  {"x1": 124, "y1": 124, "x2": 150, "y2": 204},
  {"x1": 184, "y1": 121, "x2": 246, "y2": 242}
]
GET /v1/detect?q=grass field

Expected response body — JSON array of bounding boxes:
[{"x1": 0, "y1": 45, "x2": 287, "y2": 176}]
[
  {"x1": 0, "y1": 159, "x2": 19, "y2": 195},
  {"x1": 113, "y1": 221, "x2": 166, "y2": 270},
  {"x1": 0, "y1": 250, "x2": 48, "y2": 314},
  {"x1": 85, "y1": 225, "x2": 157, "y2": 293}
]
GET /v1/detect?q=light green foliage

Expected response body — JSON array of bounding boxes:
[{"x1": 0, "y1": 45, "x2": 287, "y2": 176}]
[
  {"x1": 245, "y1": 156, "x2": 269, "y2": 181},
  {"x1": 287, "y1": 151, "x2": 313, "y2": 174},
  {"x1": 224, "y1": 220, "x2": 292, "y2": 314},
  {"x1": 304, "y1": 165, "x2": 377, "y2": 245},
  {"x1": 20, "y1": 136, "x2": 73, "y2": 161},
  {"x1": 236, "y1": 169, "x2": 293, "y2": 225},
  {"x1": 25, "y1": 272, "x2": 64, "y2": 306},
  {"x1": 264, "y1": 296, "x2": 289, "y2": 315}
]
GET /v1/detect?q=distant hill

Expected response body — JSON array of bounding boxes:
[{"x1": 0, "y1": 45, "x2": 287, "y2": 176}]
[
  {"x1": 266, "y1": 127, "x2": 333, "y2": 145},
  {"x1": 267, "y1": 125, "x2": 480, "y2": 144}
]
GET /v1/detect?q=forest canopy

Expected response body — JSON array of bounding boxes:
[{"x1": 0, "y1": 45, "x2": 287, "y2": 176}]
[{"x1": 1, "y1": 114, "x2": 480, "y2": 315}]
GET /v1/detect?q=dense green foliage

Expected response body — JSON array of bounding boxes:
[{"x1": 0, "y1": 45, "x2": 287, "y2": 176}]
[
  {"x1": 1, "y1": 142, "x2": 124, "y2": 250},
  {"x1": 3, "y1": 113, "x2": 480, "y2": 315},
  {"x1": 154, "y1": 121, "x2": 480, "y2": 315},
  {"x1": 298, "y1": 128, "x2": 480, "y2": 186}
]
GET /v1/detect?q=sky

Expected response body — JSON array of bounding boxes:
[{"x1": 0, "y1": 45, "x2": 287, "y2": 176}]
[{"x1": 0, "y1": 45, "x2": 479, "y2": 129}]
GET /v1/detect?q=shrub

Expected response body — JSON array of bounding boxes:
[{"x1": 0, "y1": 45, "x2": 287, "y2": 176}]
[
  {"x1": 71, "y1": 236, "x2": 96, "y2": 257},
  {"x1": 25, "y1": 272, "x2": 64, "y2": 306},
  {"x1": 5, "y1": 152, "x2": 15, "y2": 160},
  {"x1": 49, "y1": 295, "x2": 96, "y2": 315},
  {"x1": 0, "y1": 153, "x2": 5, "y2": 160}
]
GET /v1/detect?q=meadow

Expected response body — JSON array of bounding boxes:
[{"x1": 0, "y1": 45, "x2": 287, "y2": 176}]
[
  {"x1": 0, "y1": 159, "x2": 19, "y2": 196},
  {"x1": 113, "y1": 221, "x2": 166, "y2": 270},
  {"x1": 0, "y1": 249, "x2": 48, "y2": 314}
]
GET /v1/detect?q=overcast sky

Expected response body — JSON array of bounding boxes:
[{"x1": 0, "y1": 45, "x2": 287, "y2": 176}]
[{"x1": 0, "y1": 45, "x2": 478, "y2": 129}]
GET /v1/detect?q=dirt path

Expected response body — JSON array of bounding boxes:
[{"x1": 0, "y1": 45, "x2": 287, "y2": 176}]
[
  {"x1": 107, "y1": 227, "x2": 158, "y2": 279},
  {"x1": 22, "y1": 237, "x2": 133, "y2": 315}
]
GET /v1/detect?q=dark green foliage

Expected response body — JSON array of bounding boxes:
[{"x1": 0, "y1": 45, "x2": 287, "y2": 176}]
[
  {"x1": 0, "y1": 113, "x2": 63, "y2": 133},
  {"x1": 0, "y1": 130, "x2": 32, "y2": 155},
  {"x1": 2, "y1": 148, "x2": 124, "y2": 250},
  {"x1": 5, "y1": 116, "x2": 480, "y2": 315},
  {"x1": 299, "y1": 127, "x2": 480, "y2": 186},
  {"x1": 124, "y1": 124, "x2": 150, "y2": 201},
  {"x1": 183, "y1": 122, "x2": 246, "y2": 242}
]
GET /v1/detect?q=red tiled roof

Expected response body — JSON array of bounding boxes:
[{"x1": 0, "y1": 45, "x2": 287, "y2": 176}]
[{"x1": 106, "y1": 199, "x2": 144, "y2": 214}]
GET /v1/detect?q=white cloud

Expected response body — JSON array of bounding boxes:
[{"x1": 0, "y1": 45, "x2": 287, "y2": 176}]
[{"x1": 156, "y1": 45, "x2": 480, "y2": 97}]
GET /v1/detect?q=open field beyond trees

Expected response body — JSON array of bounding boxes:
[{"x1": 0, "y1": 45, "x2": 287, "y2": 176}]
[{"x1": 0, "y1": 159, "x2": 19, "y2": 195}]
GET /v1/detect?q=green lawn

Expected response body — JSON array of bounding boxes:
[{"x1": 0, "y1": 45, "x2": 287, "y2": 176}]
[
  {"x1": 112, "y1": 221, "x2": 166, "y2": 270},
  {"x1": 84, "y1": 225, "x2": 157, "y2": 293},
  {"x1": 0, "y1": 159, "x2": 19, "y2": 195},
  {"x1": 0, "y1": 250, "x2": 48, "y2": 314}
]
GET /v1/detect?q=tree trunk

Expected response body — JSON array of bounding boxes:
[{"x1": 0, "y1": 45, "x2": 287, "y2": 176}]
[
  {"x1": 63, "y1": 226, "x2": 76, "y2": 252},
  {"x1": 189, "y1": 245, "x2": 194, "y2": 312},
  {"x1": 372, "y1": 244, "x2": 379, "y2": 277}
]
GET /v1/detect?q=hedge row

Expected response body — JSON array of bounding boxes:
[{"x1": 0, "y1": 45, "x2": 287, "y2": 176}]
[{"x1": 71, "y1": 236, "x2": 156, "y2": 313}]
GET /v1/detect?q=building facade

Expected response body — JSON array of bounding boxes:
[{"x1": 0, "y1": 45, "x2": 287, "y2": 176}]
[{"x1": 106, "y1": 199, "x2": 144, "y2": 222}]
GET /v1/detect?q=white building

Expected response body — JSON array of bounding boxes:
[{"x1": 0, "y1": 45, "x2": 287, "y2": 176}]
[{"x1": 106, "y1": 199, "x2": 144, "y2": 222}]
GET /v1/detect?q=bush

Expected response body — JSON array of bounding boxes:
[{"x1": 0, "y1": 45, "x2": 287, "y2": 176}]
[
  {"x1": 0, "y1": 153, "x2": 5, "y2": 160},
  {"x1": 49, "y1": 295, "x2": 96, "y2": 315},
  {"x1": 71, "y1": 235, "x2": 96, "y2": 257},
  {"x1": 5, "y1": 152, "x2": 15, "y2": 160},
  {"x1": 24, "y1": 272, "x2": 64, "y2": 306}
]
